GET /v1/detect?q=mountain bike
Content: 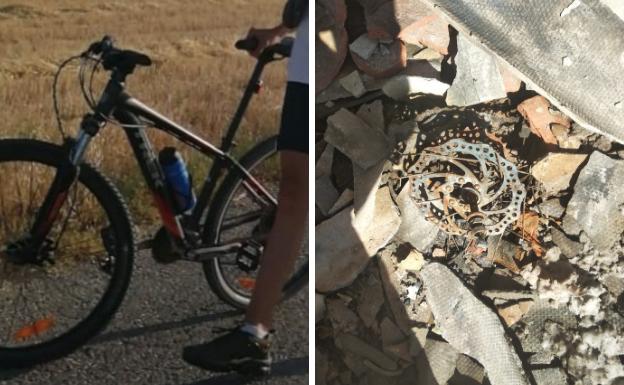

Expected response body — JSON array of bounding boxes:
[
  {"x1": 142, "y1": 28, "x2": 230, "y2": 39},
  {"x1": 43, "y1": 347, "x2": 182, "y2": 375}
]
[{"x1": 0, "y1": 36, "x2": 308, "y2": 368}]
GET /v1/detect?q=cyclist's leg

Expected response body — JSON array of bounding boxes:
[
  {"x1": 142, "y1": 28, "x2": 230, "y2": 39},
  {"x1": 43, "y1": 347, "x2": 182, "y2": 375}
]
[
  {"x1": 244, "y1": 149, "x2": 308, "y2": 329},
  {"x1": 182, "y1": 82, "x2": 309, "y2": 373},
  {"x1": 245, "y1": 81, "x2": 309, "y2": 330}
]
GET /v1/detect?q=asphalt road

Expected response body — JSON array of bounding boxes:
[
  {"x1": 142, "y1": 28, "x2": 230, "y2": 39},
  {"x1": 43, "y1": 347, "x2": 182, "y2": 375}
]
[{"x1": 0, "y1": 252, "x2": 309, "y2": 385}]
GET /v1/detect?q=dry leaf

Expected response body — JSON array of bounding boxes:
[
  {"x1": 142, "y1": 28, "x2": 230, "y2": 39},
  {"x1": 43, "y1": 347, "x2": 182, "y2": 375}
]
[{"x1": 515, "y1": 211, "x2": 545, "y2": 256}]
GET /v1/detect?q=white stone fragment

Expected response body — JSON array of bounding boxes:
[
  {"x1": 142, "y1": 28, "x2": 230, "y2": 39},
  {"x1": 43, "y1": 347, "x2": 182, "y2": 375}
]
[
  {"x1": 339, "y1": 71, "x2": 366, "y2": 98},
  {"x1": 349, "y1": 34, "x2": 379, "y2": 60},
  {"x1": 382, "y1": 75, "x2": 450, "y2": 100},
  {"x1": 325, "y1": 108, "x2": 391, "y2": 170}
]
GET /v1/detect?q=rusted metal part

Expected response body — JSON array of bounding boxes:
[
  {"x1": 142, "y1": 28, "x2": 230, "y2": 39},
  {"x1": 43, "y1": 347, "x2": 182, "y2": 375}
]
[{"x1": 396, "y1": 137, "x2": 525, "y2": 238}]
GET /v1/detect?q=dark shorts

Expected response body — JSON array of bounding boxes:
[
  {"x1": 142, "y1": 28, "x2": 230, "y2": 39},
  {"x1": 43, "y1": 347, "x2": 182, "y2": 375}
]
[{"x1": 277, "y1": 81, "x2": 308, "y2": 154}]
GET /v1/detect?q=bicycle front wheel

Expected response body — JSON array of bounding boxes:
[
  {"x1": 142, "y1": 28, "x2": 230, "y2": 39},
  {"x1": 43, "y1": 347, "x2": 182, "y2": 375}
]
[
  {"x1": 0, "y1": 139, "x2": 134, "y2": 368},
  {"x1": 202, "y1": 136, "x2": 308, "y2": 309}
]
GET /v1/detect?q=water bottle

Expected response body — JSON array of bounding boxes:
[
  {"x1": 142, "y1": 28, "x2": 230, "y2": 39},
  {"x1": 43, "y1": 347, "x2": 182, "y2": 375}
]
[{"x1": 158, "y1": 147, "x2": 197, "y2": 214}]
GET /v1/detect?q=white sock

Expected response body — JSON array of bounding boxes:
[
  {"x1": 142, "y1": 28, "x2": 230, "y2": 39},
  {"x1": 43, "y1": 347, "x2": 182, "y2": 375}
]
[{"x1": 240, "y1": 323, "x2": 269, "y2": 339}]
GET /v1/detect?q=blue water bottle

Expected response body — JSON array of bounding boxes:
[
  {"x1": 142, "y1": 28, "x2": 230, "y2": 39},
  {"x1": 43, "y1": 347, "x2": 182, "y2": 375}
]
[{"x1": 158, "y1": 147, "x2": 197, "y2": 214}]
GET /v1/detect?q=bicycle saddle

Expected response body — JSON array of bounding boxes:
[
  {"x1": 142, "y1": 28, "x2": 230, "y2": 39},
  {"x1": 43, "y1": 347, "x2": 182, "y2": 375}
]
[{"x1": 102, "y1": 49, "x2": 152, "y2": 72}]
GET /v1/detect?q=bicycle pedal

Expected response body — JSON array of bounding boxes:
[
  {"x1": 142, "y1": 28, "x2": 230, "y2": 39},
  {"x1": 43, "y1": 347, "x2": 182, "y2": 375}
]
[{"x1": 236, "y1": 241, "x2": 262, "y2": 272}]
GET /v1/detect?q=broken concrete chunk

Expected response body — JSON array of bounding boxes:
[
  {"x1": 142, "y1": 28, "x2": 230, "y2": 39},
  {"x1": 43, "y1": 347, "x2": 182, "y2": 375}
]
[
  {"x1": 487, "y1": 236, "x2": 521, "y2": 273},
  {"x1": 446, "y1": 34, "x2": 507, "y2": 107},
  {"x1": 351, "y1": 39, "x2": 407, "y2": 79},
  {"x1": 603, "y1": 273, "x2": 624, "y2": 298},
  {"x1": 326, "y1": 298, "x2": 360, "y2": 334},
  {"x1": 356, "y1": 274, "x2": 385, "y2": 331},
  {"x1": 378, "y1": 248, "x2": 419, "y2": 335},
  {"x1": 592, "y1": 135, "x2": 612, "y2": 153},
  {"x1": 328, "y1": 188, "x2": 353, "y2": 216},
  {"x1": 498, "y1": 61, "x2": 522, "y2": 93},
  {"x1": 538, "y1": 199, "x2": 565, "y2": 219},
  {"x1": 316, "y1": 186, "x2": 401, "y2": 292},
  {"x1": 353, "y1": 161, "x2": 385, "y2": 227},
  {"x1": 551, "y1": 228, "x2": 582, "y2": 258},
  {"x1": 561, "y1": 215, "x2": 582, "y2": 236},
  {"x1": 382, "y1": 74, "x2": 449, "y2": 100},
  {"x1": 325, "y1": 108, "x2": 391, "y2": 170},
  {"x1": 316, "y1": 175, "x2": 340, "y2": 215},
  {"x1": 356, "y1": 100, "x2": 385, "y2": 131},
  {"x1": 349, "y1": 34, "x2": 379, "y2": 61},
  {"x1": 339, "y1": 70, "x2": 367, "y2": 98},
  {"x1": 316, "y1": 143, "x2": 334, "y2": 179},
  {"x1": 409, "y1": 325, "x2": 428, "y2": 358},
  {"x1": 335, "y1": 332, "x2": 400, "y2": 373},
  {"x1": 394, "y1": 183, "x2": 439, "y2": 252},
  {"x1": 316, "y1": 209, "x2": 364, "y2": 292},
  {"x1": 531, "y1": 153, "x2": 587, "y2": 195},
  {"x1": 380, "y1": 317, "x2": 410, "y2": 359},
  {"x1": 415, "y1": 339, "x2": 460, "y2": 385},
  {"x1": 553, "y1": 122, "x2": 593, "y2": 150},
  {"x1": 420, "y1": 263, "x2": 529, "y2": 385},
  {"x1": 564, "y1": 151, "x2": 624, "y2": 251},
  {"x1": 517, "y1": 96, "x2": 571, "y2": 145},
  {"x1": 399, "y1": 14, "x2": 450, "y2": 55}
]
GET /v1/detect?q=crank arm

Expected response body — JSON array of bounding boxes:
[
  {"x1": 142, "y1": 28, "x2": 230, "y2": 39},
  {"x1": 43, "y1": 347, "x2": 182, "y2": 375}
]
[{"x1": 184, "y1": 242, "x2": 244, "y2": 262}]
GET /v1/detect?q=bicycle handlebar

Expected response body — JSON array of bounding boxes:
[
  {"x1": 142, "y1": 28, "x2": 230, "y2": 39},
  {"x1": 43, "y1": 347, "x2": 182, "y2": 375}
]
[
  {"x1": 235, "y1": 36, "x2": 294, "y2": 59},
  {"x1": 235, "y1": 37, "x2": 259, "y2": 52},
  {"x1": 85, "y1": 35, "x2": 115, "y2": 57}
]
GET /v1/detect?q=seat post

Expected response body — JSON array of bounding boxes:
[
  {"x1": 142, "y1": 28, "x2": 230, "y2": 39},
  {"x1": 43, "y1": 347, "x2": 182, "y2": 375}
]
[{"x1": 220, "y1": 58, "x2": 268, "y2": 153}]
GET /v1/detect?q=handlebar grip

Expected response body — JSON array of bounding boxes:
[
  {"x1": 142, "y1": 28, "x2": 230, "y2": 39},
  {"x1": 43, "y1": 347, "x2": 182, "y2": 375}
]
[{"x1": 235, "y1": 37, "x2": 259, "y2": 52}]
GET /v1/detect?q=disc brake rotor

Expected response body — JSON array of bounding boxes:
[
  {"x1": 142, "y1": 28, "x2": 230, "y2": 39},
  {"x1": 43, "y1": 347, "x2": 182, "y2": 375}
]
[{"x1": 406, "y1": 138, "x2": 525, "y2": 238}]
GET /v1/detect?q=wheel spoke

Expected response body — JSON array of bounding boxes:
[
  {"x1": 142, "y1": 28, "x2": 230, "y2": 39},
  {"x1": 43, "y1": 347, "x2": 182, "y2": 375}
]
[
  {"x1": 221, "y1": 210, "x2": 264, "y2": 231},
  {"x1": 0, "y1": 150, "x2": 130, "y2": 355}
]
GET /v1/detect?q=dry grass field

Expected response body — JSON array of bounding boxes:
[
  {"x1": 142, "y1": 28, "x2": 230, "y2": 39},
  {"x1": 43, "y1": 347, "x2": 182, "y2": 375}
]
[{"x1": 0, "y1": 0, "x2": 288, "y2": 223}]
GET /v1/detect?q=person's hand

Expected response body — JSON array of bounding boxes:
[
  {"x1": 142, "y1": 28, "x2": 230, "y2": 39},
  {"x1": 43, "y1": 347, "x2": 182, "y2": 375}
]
[{"x1": 245, "y1": 25, "x2": 289, "y2": 57}]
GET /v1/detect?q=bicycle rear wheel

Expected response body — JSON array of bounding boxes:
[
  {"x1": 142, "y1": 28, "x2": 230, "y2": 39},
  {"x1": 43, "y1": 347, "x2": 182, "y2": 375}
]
[
  {"x1": 202, "y1": 136, "x2": 308, "y2": 309},
  {"x1": 0, "y1": 139, "x2": 134, "y2": 368}
]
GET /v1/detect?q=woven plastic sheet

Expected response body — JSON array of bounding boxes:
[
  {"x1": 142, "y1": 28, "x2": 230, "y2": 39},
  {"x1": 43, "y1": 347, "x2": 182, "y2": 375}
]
[
  {"x1": 420, "y1": 263, "x2": 528, "y2": 385},
  {"x1": 418, "y1": 0, "x2": 624, "y2": 143}
]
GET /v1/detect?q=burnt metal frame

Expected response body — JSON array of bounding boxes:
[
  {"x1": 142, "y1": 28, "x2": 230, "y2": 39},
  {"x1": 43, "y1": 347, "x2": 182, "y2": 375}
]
[{"x1": 27, "y1": 48, "x2": 281, "y2": 256}]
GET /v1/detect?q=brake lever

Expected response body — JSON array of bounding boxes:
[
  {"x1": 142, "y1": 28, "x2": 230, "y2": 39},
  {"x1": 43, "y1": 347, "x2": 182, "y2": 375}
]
[{"x1": 82, "y1": 35, "x2": 115, "y2": 58}]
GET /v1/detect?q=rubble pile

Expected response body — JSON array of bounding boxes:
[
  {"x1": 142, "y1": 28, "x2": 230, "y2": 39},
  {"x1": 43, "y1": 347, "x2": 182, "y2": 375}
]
[{"x1": 315, "y1": 1, "x2": 624, "y2": 384}]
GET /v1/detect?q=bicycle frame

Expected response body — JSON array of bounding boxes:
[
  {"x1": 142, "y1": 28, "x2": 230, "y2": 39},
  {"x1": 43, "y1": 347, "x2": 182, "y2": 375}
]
[{"x1": 28, "y1": 50, "x2": 281, "y2": 255}]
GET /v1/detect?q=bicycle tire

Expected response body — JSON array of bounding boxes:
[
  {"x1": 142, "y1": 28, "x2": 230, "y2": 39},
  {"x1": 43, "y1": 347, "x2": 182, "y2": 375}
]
[
  {"x1": 0, "y1": 139, "x2": 134, "y2": 368},
  {"x1": 202, "y1": 136, "x2": 308, "y2": 309}
]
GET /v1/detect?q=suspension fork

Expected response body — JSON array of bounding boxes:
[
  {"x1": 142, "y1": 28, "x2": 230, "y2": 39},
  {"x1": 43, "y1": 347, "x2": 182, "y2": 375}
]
[{"x1": 28, "y1": 126, "x2": 95, "y2": 249}]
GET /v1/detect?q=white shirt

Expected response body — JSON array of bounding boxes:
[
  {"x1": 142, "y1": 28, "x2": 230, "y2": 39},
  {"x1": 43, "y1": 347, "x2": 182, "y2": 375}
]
[{"x1": 287, "y1": 10, "x2": 309, "y2": 85}]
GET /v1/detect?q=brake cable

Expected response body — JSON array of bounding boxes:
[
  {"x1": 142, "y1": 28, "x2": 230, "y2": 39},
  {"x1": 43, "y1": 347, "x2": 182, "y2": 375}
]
[{"x1": 52, "y1": 55, "x2": 83, "y2": 140}]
